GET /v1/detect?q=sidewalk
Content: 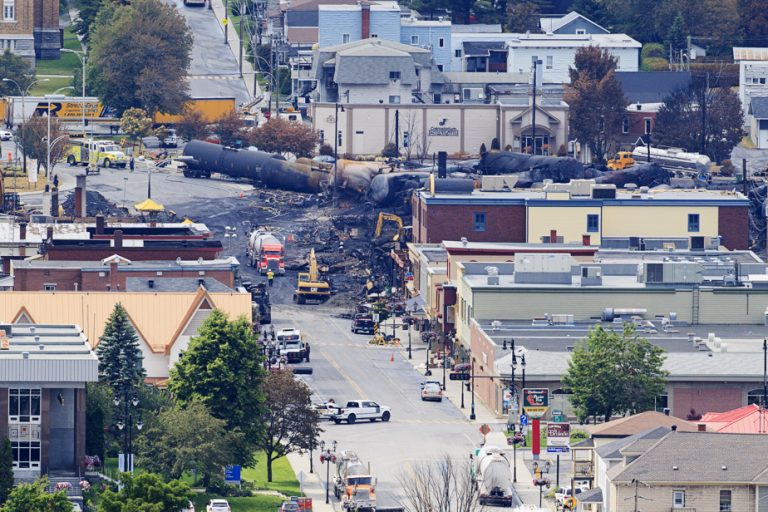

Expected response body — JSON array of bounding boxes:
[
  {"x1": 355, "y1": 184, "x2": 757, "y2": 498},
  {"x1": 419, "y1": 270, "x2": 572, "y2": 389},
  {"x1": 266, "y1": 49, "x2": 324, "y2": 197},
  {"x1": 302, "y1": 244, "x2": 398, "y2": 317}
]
[
  {"x1": 208, "y1": 0, "x2": 259, "y2": 100},
  {"x1": 286, "y1": 451, "x2": 337, "y2": 512}
]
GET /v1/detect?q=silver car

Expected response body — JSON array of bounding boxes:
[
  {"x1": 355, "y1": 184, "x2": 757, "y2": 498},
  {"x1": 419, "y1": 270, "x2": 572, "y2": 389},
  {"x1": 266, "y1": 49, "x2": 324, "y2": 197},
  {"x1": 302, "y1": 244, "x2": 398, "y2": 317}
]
[{"x1": 421, "y1": 382, "x2": 443, "y2": 402}]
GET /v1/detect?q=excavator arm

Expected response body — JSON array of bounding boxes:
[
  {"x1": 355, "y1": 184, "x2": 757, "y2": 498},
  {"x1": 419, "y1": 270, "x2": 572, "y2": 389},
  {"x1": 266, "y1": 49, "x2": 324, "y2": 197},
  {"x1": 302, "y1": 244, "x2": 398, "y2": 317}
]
[{"x1": 374, "y1": 213, "x2": 404, "y2": 240}]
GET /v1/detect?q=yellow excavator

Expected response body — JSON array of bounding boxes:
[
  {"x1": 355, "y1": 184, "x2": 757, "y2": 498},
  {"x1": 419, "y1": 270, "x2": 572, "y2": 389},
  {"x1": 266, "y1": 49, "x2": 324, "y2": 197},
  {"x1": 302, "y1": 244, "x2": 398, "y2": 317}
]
[
  {"x1": 294, "y1": 248, "x2": 331, "y2": 304},
  {"x1": 374, "y1": 212, "x2": 408, "y2": 242}
]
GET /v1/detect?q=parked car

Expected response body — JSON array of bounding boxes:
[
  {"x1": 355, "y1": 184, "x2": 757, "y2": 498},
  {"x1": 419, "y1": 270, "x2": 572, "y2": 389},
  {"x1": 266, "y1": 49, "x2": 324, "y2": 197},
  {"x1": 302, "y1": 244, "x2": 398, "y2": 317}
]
[
  {"x1": 162, "y1": 128, "x2": 179, "y2": 148},
  {"x1": 180, "y1": 501, "x2": 195, "y2": 512},
  {"x1": 555, "y1": 485, "x2": 588, "y2": 506},
  {"x1": 0, "y1": 130, "x2": 13, "y2": 141},
  {"x1": 313, "y1": 401, "x2": 342, "y2": 420},
  {"x1": 421, "y1": 382, "x2": 443, "y2": 402},
  {"x1": 280, "y1": 501, "x2": 300, "y2": 512},
  {"x1": 207, "y1": 499, "x2": 231, "y2": 512},
  {"x1": 141, "y1": 136, "x2": 161, "y2": 149},
  {"x1": 331, "y1": 400, "x2": 391, "y2": 424}
]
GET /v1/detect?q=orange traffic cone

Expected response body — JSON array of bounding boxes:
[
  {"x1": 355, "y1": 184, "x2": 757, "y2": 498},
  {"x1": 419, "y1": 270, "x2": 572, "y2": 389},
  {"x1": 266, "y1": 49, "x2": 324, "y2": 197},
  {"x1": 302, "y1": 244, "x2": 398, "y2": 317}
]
[
  {"x1": 390, "y1": 353, "x2": 394, "y2": 363},
  {"x1": 239, "y1": 191, "x2": 244, "y2": 199}
]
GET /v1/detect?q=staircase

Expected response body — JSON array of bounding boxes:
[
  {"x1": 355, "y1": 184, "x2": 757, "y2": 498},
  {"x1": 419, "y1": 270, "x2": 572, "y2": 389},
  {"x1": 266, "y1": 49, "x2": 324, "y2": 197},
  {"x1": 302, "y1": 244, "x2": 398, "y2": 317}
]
[{"x1": 48, "y1": 475, "x2": 84, "y2": 502}]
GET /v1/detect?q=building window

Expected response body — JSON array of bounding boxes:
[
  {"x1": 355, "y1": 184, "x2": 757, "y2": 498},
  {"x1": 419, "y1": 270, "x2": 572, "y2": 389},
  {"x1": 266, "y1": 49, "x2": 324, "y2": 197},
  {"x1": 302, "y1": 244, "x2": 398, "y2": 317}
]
[
  {"x1": 644, "y1": 117, "x2": 652, "y2": 134},
  {"x1": 748, "y1": 389, "x2": 765, "y2": 406},
  {"x1": 370, "y1": 33, "x2": 378, "y2": 38},
  {"x1": 474, "y1": 212, "x2": 486, "y2": 231},
  {"x1": 43, "y1": 284, "x2": 56, "y2": 291},
  {"x1": 9, "y1": 388, "x2": 41, "y2": 423},
  {"x1": 389, "y1": 71, "x2": 401, "y2": 80},
  {"x1": 546, "y1": 56, "x2": 553, "y2": 69},
  {"x1": 654, "y1": 394, "x2": 669, "y2": 412},
  {"x1": 433, "y1": 93, "x2": 442, "y2": 104},
  {"x1": 388, "y1": 95, "x2": 400, "y2": 104},
  {"x1": 411, "y1": 35, "x2": 419, "y2": 44},
  {"x1": 437, "y1": 64, "x2": 443, "y2": 71},
  {"x1": 342, "y1": 33, "x2": 350, "y2": 44},
  {"x1": 455, "y1": 49, "x2": 462, "y2": 58},
  {"x1": 622, "y1": 118, "x2": 629, "y2": 134},
  {"x1": 587, "y1": 214, "x2": 599, "y2": 233},
  {"x1": 438, "y1": 37, "x2": 445, "y2": 48},
  {"x1": 576, "y1": 28, "x2": 586, "y2": 34},
  {"x1": 3, "y1": 0, "x2": 14, "y2": 21},
  {"x1": 319, "y1": 129, "x2": 325, "y2": 143},
  {"x1": 720, "y1": 490, "x2": 732, "y2": 512},
  {"x1": 673, "y1": 491, "x2": 685, "y2": 508},
  {"x1": 688, "y1": 213, "x2": 700, "y2": 233}
]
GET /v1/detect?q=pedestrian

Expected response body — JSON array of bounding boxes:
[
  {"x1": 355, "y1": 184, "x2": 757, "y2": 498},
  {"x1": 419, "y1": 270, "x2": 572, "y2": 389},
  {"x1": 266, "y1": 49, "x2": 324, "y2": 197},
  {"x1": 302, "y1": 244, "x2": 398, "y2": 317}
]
[
  {"x1": 129, "y1": 156, "x2": 135, "y2": 172},
  {"x1": 52, "y1": 174, "x2": 59, "y2": 188},
  {"x1": 267, "y1": 269, "x2": 274, "y2": 287},
  {"x1": 304, "y1": 341, "x2": 311, "y2": 362}
]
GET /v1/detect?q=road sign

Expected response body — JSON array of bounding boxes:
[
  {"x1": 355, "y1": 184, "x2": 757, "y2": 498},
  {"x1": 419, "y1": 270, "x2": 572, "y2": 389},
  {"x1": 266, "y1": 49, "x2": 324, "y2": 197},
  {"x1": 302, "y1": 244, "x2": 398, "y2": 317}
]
[
  {"x1": 520, "y1": 414, "x2": 529, "y2": 427},
  {"x1": 479, "y1": 424, "x2": 491, "y2": 436},
  {"x1": 222, "y1": 17, "x2": 229, "y2": 25},
  {"x1": 546, "y1": 422, "x2": 570, "y2": 453},
  {"x1": 225, "y1": 465, "x2": 241, "y2": 484},
  {"x1": 523, "y1": 388, "x2": 550, "y2": 418}
]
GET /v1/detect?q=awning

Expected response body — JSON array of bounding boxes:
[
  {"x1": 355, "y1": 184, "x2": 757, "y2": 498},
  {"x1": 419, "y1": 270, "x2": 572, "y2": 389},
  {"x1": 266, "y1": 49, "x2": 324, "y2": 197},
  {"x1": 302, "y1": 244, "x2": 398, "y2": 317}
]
[{"x1": 134, "y1": 198, "x2": 165, "y2": 212}]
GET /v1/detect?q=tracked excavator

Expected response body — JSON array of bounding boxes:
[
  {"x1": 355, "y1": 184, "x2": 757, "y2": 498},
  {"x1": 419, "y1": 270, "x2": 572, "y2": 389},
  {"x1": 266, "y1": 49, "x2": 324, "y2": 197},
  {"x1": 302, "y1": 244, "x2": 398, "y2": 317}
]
[{"x1": 293, "y1": 248, "x2": 331, "y2": 304}]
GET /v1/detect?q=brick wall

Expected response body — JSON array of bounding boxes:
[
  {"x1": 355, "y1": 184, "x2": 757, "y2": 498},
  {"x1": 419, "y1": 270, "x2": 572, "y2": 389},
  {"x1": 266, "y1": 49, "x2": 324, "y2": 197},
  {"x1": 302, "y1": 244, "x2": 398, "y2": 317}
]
[
  {"x1": 671, "y1": 384, "x2": 745, "y2": 419},
  {"x1": 415, "y1": 201, "x2": 527, "y2": 244},
  {"x1": 46, "y1": 247, "x2": 222, "y2": 261},
  {"x1": 33, "y1": 0, "x2": 61, "y2": 59},
  {"x1": 13, "y1": 267, "x2": 234, "y2": 291},
  {"x1": 13, "y1": 267, "x2": 82, "y2": 291},
  {"x1": 718, "y1": 205, "x2": 749, "y2": 250}
]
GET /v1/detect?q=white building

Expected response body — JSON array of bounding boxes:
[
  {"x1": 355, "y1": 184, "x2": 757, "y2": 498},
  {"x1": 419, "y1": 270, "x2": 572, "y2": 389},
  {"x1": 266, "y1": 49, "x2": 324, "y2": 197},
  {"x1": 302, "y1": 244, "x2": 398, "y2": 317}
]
[
  {"x1": 734, "y1": 47, "x2": 768, "y2": 139},
  {"x1": 451, "y1": 33, "x2": 641, "y2": 83}
]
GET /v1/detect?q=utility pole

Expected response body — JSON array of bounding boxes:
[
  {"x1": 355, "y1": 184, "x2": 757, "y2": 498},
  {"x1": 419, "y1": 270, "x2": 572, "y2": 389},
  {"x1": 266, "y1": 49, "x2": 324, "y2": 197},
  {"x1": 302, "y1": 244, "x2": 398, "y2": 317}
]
[
  {"x1": 531, "y1": 58, "x2": 542, "y2": 155},
  {"x1": 224, "y1": 0, "x2": 229, "y2": 44},
  {"x1": 700, "y1": 72, "x2": 708, "y2": 155},
  {"x1": 634, "y1": 479, "x2": 639, "y2": 512},
  {"x1": 394, "y1": 110, "x2": 400, "y2": 156},
  {"x1": 239, "y1": 10, "x2": 244, "y2": 77},
  {"x1": 686, "y1": 35, "x2": 692, "y2": 71}
]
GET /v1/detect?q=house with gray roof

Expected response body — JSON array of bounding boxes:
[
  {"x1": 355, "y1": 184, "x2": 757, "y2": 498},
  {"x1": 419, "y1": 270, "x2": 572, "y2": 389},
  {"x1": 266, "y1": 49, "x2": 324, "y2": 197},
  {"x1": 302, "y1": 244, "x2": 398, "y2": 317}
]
[
  {"x1": 603, "y1": 431, "x2": 768, "y2": 512},
  {"x1": 748, "y1": 96, "x2": 768, "y2": 149},
  {"x1": 539, "y1": 12, "x2": 609, "y2": 35},
  {"x1": 311, "y1": 38, "x2": 444, "y2": 104}
]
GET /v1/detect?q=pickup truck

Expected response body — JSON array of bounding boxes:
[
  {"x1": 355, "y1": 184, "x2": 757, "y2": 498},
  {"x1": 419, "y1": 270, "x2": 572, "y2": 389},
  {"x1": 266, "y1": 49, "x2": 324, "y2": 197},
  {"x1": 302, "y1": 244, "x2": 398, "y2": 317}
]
[
  {"x1": 277, "y1": 328, "x2": 307, "y2": 363},
  {"x1": 331, "y1": 400, "x2": 391, "y2": 424}
]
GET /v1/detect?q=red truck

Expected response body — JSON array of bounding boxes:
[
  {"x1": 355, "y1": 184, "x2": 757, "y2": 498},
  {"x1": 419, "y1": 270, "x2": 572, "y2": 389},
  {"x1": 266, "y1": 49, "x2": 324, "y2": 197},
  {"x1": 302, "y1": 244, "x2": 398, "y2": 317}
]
[{"x1": 247, "y1": 228, "x2": 285, "y2": 275}]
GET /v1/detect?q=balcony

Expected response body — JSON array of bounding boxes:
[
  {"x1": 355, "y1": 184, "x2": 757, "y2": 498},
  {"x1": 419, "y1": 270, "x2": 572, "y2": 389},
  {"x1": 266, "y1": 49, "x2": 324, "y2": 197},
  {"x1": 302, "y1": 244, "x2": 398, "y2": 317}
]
[{"x1": 572, "y1": 461, "x2": 593, "y2": 478}]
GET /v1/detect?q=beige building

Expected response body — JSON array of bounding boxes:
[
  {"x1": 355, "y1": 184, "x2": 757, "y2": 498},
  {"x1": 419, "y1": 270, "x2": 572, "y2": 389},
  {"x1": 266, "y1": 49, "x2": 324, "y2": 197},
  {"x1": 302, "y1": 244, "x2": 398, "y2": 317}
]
[
  {"x1": 310, "y1": 100, "x2": 569, "y2": 157},
  {"x1": 0, "y1": 288, "x2": 252, "y2": 381}
]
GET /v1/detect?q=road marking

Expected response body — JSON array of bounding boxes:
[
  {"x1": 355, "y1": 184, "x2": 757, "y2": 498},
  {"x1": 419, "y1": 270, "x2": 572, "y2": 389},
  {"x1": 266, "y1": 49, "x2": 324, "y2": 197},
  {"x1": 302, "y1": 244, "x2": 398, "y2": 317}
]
[
  {"x1": 188, "y1": 74, "x2": 242, "y2": 80},
  {"x1": 319, "y1": 346, "x2": 367, "y2": 399}
]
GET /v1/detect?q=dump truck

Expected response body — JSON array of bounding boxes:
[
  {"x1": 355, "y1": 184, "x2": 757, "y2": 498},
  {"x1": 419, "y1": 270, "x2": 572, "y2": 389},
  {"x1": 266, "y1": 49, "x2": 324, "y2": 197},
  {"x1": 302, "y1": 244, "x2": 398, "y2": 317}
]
[
  {"x1": 473, "y1": 444, "x2": 515, "y2": 507},
  {"x1": 247, "y1": 228, "x2": 285, "y2": 275},
  {"x1": 606, "y1": 151, "x2": 635, "y2": 171},
  {"x1": 333, "y1": 450, "x2": 377, "y2": 511}
]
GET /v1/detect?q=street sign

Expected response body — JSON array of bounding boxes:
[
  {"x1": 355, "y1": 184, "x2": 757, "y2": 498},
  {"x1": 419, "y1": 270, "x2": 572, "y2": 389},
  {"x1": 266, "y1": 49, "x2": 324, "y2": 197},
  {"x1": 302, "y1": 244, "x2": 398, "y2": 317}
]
[
  {"x1": 479, "y1": 424, "x2": 491, "y2": 436},
  {"x1": 520, "y1": 414, "x2": 529, "y2": 427},
  {"x1": 523, "y1": 388, "x2": 550, "y2": 418},
  {"x1": 225, "y1": 465, "x2": 241, "y2": 484},
  {"x1": 546, "y1": 422, "x2": 570, "y2": 453}
]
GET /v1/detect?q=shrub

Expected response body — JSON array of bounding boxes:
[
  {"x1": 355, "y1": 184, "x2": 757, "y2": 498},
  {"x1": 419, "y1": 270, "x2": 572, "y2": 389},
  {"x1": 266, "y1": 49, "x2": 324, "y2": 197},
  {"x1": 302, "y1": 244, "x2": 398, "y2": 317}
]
[
  {"x1": 557, "y1": 144, "x2": 567, "y2": 157},
  {"x1": 319, "y1": 144, "x2": 334, "y2": 156},
  {"x1": 641, "y1": 43, "x2": 666, "y2": 60},
  {"x1": 641, "y1": 57, "x2": 669, "y2": 71},
  {"x1": 381, "y1": 143, "x2": 399, "y2": 158}
]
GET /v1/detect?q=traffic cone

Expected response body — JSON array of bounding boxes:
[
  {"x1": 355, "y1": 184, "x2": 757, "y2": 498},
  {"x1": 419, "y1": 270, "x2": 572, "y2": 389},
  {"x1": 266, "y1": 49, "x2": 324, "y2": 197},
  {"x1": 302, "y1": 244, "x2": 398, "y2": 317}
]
[
  {"x1": 239, "y1": 191, "x2": 244, "y2": 199},
  {"x1": 390, "y1": 352, "x2": 394, "y2": 363}
]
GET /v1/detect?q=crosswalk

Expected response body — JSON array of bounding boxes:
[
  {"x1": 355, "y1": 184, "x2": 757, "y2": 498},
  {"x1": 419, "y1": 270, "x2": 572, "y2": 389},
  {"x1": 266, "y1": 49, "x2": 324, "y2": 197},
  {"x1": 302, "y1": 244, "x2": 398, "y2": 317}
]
[{"x1": 187, "y1": 74, "x2": 242, "y2": 80}]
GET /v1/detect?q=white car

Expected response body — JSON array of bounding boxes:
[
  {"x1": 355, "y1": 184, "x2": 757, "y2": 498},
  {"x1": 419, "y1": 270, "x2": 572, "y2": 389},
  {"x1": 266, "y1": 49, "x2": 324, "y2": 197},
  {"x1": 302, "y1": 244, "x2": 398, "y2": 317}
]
[
  {"x1": 162, "y1": 129, "x2": 179, "y2": 148},
  {"x1": 555, "y1": 485, "x2": 588, "y2": 506},
  {"x1": 0, "y1": 130, "x2": 12, "y2": 141},
  {"x1": 207, "y1": 499, "x2": 231, "y2": 512},
  {"x1": 332, "y1": 400, "x2": 391, "y2": 424},
  {"x1": 421, "y1": 382, "x2": 443, "y2": 402}
]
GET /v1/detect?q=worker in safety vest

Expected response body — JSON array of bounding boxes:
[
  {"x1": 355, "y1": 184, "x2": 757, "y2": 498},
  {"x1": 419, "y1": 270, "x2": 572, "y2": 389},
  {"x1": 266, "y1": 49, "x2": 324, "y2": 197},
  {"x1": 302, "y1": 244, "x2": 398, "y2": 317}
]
[{"x1": 267, "y1": 270, "x2": 274, "y2": 287}]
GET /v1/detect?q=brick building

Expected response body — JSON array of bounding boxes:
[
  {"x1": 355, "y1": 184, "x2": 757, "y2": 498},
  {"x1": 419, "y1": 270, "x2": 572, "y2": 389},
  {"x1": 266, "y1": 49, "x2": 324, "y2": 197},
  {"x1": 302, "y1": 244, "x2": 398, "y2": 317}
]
[
  {"x1": 11, "y1": 255, "x2": 239, "y2": 292},
  {"x1": 1, "y1": 0, "x2": 36, "y2": 63},
  {"x1": 412, "y1": 179, "x2": 750, "y2": 250},
  {"x1": 33, "y1": 0, "x2": 60, "y2": 59}
]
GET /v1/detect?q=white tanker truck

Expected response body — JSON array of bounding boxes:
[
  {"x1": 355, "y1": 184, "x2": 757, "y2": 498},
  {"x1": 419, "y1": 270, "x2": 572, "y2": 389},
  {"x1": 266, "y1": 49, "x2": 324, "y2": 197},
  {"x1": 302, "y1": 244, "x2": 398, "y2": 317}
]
[{"x1": 473, "y1": 443, "x2": 515, "y2": 507}]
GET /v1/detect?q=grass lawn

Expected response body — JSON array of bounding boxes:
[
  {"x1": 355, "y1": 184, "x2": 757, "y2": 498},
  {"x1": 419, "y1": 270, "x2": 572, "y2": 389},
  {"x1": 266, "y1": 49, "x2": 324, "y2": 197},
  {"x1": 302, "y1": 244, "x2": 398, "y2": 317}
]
[
  {"x1": 242, "y1": 452, "x2": 302, "y2": 497},
  {"x1": 193, "y1": 493, "x2": 285, "y2": 512},
  {"x1": 35, "y1": 26, "x2": 82, "y2": 76},
  {"x1": 29, "y1": 76, "x2": 74, "y2": 96}
]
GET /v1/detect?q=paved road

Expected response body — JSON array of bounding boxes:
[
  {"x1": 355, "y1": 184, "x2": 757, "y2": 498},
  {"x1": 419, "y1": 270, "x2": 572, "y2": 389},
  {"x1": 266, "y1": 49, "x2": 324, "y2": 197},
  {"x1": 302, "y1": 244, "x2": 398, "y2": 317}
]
[{"x1": 271, "y1": 304, "x2": 522, "y2": 510}]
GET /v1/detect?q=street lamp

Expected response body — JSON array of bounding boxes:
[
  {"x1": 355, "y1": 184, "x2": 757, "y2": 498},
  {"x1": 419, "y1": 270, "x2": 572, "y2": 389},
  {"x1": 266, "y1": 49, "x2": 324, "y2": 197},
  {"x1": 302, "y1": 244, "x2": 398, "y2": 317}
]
[
  {"x1": 424, "y1": 331, "x2": 432, "y2": 377},
  {"x1": 45, "y1": 89, "x2": 73, "y2": 178},
  {"x1": 530, "y1": 58, "x2": 542, "y2": 155},
  {"x1": 318, "y1": 440, "x2": 338, "y2": 504},
  {"x1": 225, "y1": 226, "x2": 238, "y2": 251},
  {"x1": 405, "y1": 309, "x2": 412, "y2": 360},
  {"x1": 532, "y1": 461, "x2": 552, "y2": 507},
  {"x1": 470, "y1": 357, "x2": 476, "y2": 420},
  {"x1": 114, "y1": 389, "x2": 143, "y2": 472},
  {"x1": 3, "y1": 77, "x2": 49, "y2": 178},
  {"x1": 61, "y1": 48, "x2": 88, "y2": 138}
]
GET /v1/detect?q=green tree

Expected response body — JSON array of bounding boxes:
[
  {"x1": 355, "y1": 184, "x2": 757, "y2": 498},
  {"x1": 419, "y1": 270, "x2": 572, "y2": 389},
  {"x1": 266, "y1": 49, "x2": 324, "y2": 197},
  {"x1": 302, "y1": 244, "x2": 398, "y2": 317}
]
[
  {"x1": 0, "y1": 479, "x2": 71, "y2": 512},
  {"x1": 664, "y1": 11, "x2": 687, "y2": 53},
  {"x1": 505, "y1": 2, "x2": 541, "y2": 33},
  {"x1": 564, "y1": 46, "x2": 627, "y2": 163},
  {"x1": 175, "y1": 109, "x2": 210, "y2": 142},
  {"x1": 136, "y1": 399, "x2": 243, "y2": 486},
  {"x1": 258, "y1": 369, "x2": 321, "y2": 482},
  {"x1": 215, "y1": 111, "x2": 247, "y2": 148},
  {"x1": 16, "y1": 116, "x2": 69, "y2": 177},
  {"x1": 97, "y1": 303, "x2": 146, "y2": 391},
  {"x1": 87, "y1": 0, "x2": 192, "y2": 114},
  {"x1": 169, "y1": 310, "x2": 266, "y2": 458},
  {"x1": 249, "y1": 117, "x2": 319, "y2": 157},
  {"x1": 563, "y1": 324, "x2": 668, "y2": 423},
  {"x1": 0, "y1": 438, "x2": 12, "y2": 503},
  {"x1": 85, "y1": 382, "x2": 113, "y2": 463},
  {"x1": 98, "y1": 472, "x2": 191, "y2": 512},
  {"x1": 120, "y1": 108, "x2": 153, "y2": 148},
  {"x1": 740, "y1": 0, "x2": 768, "y2": 46},
  {"x1": 0, "y1": 49, "x2": 35, "y2": 97}
]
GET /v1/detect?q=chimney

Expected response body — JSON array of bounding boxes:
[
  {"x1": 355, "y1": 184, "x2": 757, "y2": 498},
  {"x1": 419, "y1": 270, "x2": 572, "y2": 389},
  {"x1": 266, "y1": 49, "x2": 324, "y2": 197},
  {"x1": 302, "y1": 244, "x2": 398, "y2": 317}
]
[
  {"x1": 550, "y1": 229, "x2": 557, "y2": 243},
  {"x1": 96, "y1": 215, "x2": 105, "y2": 235},
  {"x1": 74, "y1": 174, "x2": 87, "y2": 218},
  {"x1": 582, "y1": 234, "x2": 590, "y2": 246},
  {"x1": 361, "y1": 2, "x2": 371, "y2": 39},
  {"x1": 697, "y1": 423, "x2": 706, "y2": 432},
  {"x1": 51, "y1": 186, "x2": 59, "y2": 218},
  {"x1": 114, "y1": 229, "x2": 124, "y2": 249},
  {"x1": 109, "y1": 261, "x2": 119, "y2": 291},
  {"x1": 19, "y1": 222, "x2": 27, "y2": 241},
  {"x1": 437, "y1": 151, "x2": 447, "y2": 178}
]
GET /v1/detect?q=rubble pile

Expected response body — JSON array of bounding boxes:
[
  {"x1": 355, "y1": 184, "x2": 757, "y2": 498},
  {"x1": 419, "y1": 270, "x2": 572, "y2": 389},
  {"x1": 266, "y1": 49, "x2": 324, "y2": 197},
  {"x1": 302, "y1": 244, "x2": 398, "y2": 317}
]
[{"x1": 62, "y1": 190, "x2": 126, "y2": 218}]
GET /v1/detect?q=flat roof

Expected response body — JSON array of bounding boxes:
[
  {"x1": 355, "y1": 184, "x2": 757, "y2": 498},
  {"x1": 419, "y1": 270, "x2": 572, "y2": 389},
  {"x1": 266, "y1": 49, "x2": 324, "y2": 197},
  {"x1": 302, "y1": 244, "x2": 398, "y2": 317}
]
[
  {"x1": 12, "y1": 256, "x2": 240, "y2": 271},
  {"x1": 451, "y1": 32, "x2": 641, "y2": 49},
  {"x1": 442, "y1": 240, "x2": 597, "y2": 253},
  {"x1": 0, "y1": 324, "x2": 98, "y2": 383}
]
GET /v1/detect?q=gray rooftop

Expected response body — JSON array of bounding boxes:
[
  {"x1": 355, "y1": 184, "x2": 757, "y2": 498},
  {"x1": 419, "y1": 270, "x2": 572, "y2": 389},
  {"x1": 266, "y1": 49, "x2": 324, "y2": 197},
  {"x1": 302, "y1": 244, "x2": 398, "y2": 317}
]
[
  {"x1": 612, "y1": 431, "x2": 768, "y2": 484},
  {"x1": 11, "y1": 256, "x2": 240, "y2": 271},
  {"x1": 125, "y1": 277, "x2": 233, "y2": 292},
  {"x1": 0, "y1": 324, "x2": 98, "y2": 384},
  {"x1": 595, "y1": 426, "x2": 672, "y2": 460},
  {"x1": 749, "y1": 96, "x2": 768, "y2": 119}
]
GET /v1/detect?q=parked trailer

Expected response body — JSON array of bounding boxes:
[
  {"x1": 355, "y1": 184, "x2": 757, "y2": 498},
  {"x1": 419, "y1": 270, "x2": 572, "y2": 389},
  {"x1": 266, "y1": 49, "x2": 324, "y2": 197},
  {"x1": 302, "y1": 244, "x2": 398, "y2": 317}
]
[
  {"x1": 153, "y1": 98, "x2": 236, "y2": 125},
  {"x1": 631, "y1": 146, "x2": 711, "y2": 172},
  {"x1": 474, "y1": 445, "x2": 515, "y2": 507},
  {"x1": 4, "y1": 96, "x2": 117, "y2": 131}
]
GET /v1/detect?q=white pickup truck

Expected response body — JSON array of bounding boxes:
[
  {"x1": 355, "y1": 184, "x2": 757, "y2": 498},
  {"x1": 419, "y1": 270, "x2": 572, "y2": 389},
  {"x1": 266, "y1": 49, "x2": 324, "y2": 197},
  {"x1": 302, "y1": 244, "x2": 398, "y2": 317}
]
[{"x1": 331, "y1": 400, "x2": 391, "y2": 424}]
